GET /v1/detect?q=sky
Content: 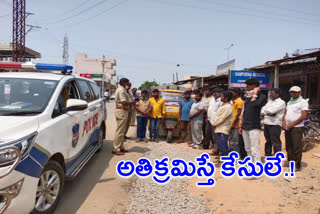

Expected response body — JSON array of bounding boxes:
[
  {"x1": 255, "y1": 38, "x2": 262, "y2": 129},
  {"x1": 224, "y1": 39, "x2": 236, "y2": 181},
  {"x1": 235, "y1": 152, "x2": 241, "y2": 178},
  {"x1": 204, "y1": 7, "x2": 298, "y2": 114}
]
[{"x1": 0, "y1": 0, "x2": 319, "y2": 88}]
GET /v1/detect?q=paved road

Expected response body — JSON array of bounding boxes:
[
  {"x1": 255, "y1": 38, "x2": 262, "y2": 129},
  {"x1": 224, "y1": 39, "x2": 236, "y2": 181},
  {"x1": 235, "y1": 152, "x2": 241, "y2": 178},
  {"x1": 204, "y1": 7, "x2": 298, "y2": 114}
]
[{"x1": 54, "y1": 101, "x2": 147, "y2": 214}]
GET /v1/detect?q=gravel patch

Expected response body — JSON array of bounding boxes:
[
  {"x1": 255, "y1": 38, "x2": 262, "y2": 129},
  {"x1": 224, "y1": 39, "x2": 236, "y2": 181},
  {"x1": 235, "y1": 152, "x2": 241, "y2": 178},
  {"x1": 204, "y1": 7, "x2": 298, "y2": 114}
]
[{"x1": 125, "y1": 141, "x2": 211, "y2": 214}]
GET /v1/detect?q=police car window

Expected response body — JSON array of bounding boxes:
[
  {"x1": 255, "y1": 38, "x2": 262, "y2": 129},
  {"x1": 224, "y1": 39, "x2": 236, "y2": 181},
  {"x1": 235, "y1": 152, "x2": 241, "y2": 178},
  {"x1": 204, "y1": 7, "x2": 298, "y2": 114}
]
[
  {"x1": 89, "y1": 82, "x2": 100, "y2": 100},
  {"x1": 0, "y1": 78, "x2": 58, "y2": 116},
  {"x1": 52, "y1": 81, "x2": 80, "y2": 118},
  {"x1": 77, "y1": 80, "x2": 94, "y2": 103},
  {"x1": 61, "y1": 81, "x2": 79, "y2": 107}
]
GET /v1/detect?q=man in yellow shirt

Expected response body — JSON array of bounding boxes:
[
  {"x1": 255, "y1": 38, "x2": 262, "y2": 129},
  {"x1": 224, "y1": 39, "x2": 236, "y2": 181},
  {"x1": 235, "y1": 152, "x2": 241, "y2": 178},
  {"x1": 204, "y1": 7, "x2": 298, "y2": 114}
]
[
  {"x1": 149, "y1": 89, "x2": 166, "y2": 142},
  {"x1": 230, "y1": 88, "x2": 245, "y2": 157}
]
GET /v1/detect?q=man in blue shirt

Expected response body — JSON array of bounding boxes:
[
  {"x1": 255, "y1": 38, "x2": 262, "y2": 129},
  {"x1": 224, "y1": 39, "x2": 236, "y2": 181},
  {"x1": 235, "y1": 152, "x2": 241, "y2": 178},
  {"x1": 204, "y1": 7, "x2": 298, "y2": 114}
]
[{"x1": 177, "y1": 91, "x2": 195, "y2": 143}]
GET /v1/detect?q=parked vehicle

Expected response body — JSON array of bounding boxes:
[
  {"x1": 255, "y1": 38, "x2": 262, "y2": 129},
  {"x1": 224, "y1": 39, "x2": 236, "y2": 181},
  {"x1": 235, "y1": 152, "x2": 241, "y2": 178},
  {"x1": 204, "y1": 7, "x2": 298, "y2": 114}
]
[
  {"x1": 0, "y1": 62, "x2": 106, "y2": 214},
  {"x1": 158, "y1": 89, "x2": 184, "y2": 143},
  {"x1": 302, "y1": 109, "x2": 320, "y2": 152}
]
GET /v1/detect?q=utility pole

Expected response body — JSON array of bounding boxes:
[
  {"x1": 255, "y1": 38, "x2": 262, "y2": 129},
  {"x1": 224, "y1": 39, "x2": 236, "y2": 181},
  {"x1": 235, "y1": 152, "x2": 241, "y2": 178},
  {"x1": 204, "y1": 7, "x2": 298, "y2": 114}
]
[
  {"x1": 101, "y1": 54, "x2": 106, "y2": 94},
  {"x1": 12, "y1": 0, "x2": 26, "y2": 62},
  {"x1": 12, "y1": 0, "x2": 40, "y2": 63},
  {"x1": 63, "y1": 33, "x2": 69, "y2": 65}
]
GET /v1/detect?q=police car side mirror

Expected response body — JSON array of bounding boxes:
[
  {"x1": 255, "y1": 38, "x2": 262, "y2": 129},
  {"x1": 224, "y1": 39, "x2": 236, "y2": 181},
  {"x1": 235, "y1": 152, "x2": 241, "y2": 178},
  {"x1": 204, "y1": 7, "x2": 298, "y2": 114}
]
[{"x1": 66, "y1": 99, "x2": 88, "y2": 111}]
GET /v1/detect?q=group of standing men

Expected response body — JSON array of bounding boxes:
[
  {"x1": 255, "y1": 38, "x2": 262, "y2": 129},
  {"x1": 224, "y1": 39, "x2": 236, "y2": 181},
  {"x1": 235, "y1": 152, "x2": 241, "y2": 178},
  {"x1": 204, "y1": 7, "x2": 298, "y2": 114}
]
[
  {"x1": 113, "y1": 78, "x2": 166, "y2": 155},
  {"x1": 178, "y1": 78, "x2": 308, "y2": 171}
]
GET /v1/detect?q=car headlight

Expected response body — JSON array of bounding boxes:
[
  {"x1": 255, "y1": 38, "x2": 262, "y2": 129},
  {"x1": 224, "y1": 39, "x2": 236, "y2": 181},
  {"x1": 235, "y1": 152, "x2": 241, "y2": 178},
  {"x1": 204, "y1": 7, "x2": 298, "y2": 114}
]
[{"x1": 0, "y1": 132, "x2": 37, "y2": 167}]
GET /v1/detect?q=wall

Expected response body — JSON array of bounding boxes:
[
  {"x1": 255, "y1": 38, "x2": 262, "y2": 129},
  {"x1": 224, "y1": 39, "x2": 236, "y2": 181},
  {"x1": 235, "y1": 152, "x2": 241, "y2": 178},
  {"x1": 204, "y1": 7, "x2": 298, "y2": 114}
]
[{"x1": 75, "y1": 53, "x2": 116, "y2": 80}]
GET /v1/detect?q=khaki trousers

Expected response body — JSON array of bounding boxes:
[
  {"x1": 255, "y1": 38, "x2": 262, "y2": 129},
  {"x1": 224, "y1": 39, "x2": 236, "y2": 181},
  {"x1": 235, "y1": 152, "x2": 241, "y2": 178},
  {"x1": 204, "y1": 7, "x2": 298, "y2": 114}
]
[
  {"x1": 113, "y1": 109, "x2": 128, "y2": 152},
  {"x1": 130, "y1": 109, "x2": 136, "y2": 126},
  {"x1": 125, "y1": 110, "x2": 133, "y2": 135}
]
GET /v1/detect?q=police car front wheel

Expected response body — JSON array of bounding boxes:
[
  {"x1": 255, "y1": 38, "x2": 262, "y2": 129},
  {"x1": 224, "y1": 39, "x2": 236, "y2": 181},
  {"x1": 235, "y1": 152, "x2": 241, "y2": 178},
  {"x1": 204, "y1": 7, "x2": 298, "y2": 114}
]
[
  {"x1": 32, "y1": 160, "x2": 64, "y2": 214},
  {"x1": 96, "y1": 126, "x2": 105, "y2": 153}
]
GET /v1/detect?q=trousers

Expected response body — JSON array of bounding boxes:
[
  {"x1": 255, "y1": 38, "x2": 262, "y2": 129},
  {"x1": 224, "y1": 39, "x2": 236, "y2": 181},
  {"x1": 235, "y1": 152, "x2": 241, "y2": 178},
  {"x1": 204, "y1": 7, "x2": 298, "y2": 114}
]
[
  {"x1": 202, "y1": 120, "x2": 218, "y2": 150},
  {"x1": 264, "y1": 124, "x2": 282, "y2": 156},
  {"x1": 191, "y1": 120, "x2": 203, "y2": 145},
  {"x1": 180, "y1": 120, "x2": 192, "y2": 141},
  {"x1": 229, "y1": 128, "x2": 240, "y2": 154},
  {"x1": 149, "y1": 117, "x2": 161, "y2": 139},
  {"x1": 285, "y1": 127, "x2": 304, "y2": 169},
  {"x1": 136, "y1": 116, "x2": 148, "y2": 139},
  {"x1": 217, "y1": 133, "x2": 229, "y2": 156},
  {"x1": 242, "y1": 129, "x2": 261, "y2": 162},
  {"x1": 125, "y1": 110, "x2": 133, "y2": 136},
  {"x1": 113, "y1": 109, "x2": 128, "y2": 152}
]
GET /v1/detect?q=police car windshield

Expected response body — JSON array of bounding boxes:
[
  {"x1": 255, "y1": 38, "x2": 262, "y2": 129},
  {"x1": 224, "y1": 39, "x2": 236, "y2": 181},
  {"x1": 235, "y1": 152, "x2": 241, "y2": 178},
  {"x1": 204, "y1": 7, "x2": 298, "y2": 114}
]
[{"x1": 0, "y1": 78, "x2": 58, "y2": 116}]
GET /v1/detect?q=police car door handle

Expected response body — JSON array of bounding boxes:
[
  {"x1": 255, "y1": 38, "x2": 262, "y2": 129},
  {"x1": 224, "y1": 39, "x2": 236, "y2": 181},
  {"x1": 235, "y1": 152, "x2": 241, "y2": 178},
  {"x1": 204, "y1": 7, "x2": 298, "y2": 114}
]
[{"x1": 89, "y1": 107, "x2": 97, "y2": 112}]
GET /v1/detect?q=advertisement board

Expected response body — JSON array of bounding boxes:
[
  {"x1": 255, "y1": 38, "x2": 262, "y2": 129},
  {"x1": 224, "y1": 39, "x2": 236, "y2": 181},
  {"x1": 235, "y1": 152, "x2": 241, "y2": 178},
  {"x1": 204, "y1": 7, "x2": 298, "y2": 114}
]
[
  {"x1": 80, "y1": 73, "x2": 92, "y2": 78},
  {"x1": 216, "y1": 59, "x2": 235, "y2": 76},
  {"x1": 230, "y1": 70, "x2": 270, "y2": 89}
]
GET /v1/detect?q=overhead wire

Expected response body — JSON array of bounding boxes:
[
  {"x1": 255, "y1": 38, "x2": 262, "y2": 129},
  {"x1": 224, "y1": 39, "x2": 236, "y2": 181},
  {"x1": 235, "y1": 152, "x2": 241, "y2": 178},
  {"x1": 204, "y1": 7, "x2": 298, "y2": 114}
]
[
  {"x1": 39, "y1": 0, "x2": 95, "y2": 22},
  {"x1": 59, "y1": 0, "x2": 130, "y2": 28},
  {"x1": 45, "y1": 0, "x2": 111, "y2": 25},
  {"x1": 147, "y1": 0, "x2": 318, "y2": 26},
  {"x1": 241, "y1": 0, "x2": 320, "y2": 18},
  {"x1": 196, "y1": 0, "x2": 320, "y2": 23}
]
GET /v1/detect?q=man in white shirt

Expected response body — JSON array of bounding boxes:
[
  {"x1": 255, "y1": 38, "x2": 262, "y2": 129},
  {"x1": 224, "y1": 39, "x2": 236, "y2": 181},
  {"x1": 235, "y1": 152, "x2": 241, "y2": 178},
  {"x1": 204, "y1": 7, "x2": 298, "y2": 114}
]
[
  {"x1": 189, "y1": 91, "x2": 205, "y2": 149},
  {"x1": 283, "y1": 86, "x2": 308, "y2": 171},
  {"x1": 206, "y1": 88, "x2": 224, "y2": 154},
  {"x1": 201, "y1": 87, "x2": 214, "y2": 149},
  {"x1": 261, "y1": 88, "x2": 286, "y2": 156}
]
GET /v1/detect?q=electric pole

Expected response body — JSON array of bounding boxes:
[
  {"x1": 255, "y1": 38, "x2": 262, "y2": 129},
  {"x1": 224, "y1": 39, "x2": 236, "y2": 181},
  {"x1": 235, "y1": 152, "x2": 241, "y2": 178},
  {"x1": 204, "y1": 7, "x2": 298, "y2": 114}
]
[
  {"x1": 12, "y1": 0, "x2": 40, "y2": 62},
  {"x1": 63, "y1": 33, "x2": 69, "y2": 65},
  {"x1": 12, "y1": 0, "x2": 26, "y2": 62},
  {"x1": 101, "y1": 54, "x2": 106, "y2": 93}
]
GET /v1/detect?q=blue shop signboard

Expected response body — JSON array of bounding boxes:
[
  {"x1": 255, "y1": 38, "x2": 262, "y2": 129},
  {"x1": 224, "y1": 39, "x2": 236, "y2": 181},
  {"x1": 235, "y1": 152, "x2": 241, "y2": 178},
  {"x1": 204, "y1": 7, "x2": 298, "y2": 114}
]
[{"x1": 229, "y1": 70, "x2": 270, "y2": 90}]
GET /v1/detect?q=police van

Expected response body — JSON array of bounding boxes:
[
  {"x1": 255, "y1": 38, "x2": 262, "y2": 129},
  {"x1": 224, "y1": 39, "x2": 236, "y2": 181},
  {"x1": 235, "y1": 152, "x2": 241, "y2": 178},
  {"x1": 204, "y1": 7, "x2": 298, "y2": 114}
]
[{"x1": 0, "y1": 62, "x2": 107, "y2": 214}]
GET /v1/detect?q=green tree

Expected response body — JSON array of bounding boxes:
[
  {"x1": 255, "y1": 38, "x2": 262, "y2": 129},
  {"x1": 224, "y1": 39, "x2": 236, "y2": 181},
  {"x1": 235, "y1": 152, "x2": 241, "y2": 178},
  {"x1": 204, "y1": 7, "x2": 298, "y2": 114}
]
[{"x1": 138, "y1": 81, "x2": 159, "y2": 90}]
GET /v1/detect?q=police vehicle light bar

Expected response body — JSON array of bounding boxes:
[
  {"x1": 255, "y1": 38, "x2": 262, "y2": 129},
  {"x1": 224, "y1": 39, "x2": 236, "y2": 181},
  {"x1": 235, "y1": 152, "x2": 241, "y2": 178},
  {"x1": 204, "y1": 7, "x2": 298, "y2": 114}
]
[{"x1": 0, "y1": 62, "x2": 73, "y2": 71}]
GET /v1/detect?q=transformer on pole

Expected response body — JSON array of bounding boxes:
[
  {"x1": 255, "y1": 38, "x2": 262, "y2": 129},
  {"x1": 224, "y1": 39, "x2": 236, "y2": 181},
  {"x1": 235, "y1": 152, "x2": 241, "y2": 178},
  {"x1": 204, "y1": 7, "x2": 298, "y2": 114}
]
[
  {"x1": 63, "y1": 33, "x2": 69, "y2": 65},
  {"x1": 12, "y1": 0, "x2": 26, "y2": 62}
]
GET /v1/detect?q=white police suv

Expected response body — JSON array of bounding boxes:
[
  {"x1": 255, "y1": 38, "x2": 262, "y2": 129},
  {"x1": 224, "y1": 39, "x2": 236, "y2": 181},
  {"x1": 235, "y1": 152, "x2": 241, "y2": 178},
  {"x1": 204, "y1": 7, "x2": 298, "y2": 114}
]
[{"x1": 0, "y1": 62, "x2": 107, "y2": 214}]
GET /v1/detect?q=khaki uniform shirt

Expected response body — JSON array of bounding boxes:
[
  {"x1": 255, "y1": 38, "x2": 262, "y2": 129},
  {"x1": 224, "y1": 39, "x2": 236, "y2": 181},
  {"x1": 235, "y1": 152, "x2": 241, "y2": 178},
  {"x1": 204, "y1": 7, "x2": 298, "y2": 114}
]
[
  {"x1": 136, "y1": 99, "x2": 151, "y2": 116},
  {"x1": 115, "y1": 86, "x2": 130, "y2": 118}
]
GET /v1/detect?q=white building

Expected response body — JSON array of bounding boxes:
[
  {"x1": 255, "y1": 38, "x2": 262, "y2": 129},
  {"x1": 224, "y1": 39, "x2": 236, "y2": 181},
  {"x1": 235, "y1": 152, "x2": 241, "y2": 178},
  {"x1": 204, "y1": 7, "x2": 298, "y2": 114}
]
[{"x1": 75, "y1": 53, "x2": 117, "y2": 93}]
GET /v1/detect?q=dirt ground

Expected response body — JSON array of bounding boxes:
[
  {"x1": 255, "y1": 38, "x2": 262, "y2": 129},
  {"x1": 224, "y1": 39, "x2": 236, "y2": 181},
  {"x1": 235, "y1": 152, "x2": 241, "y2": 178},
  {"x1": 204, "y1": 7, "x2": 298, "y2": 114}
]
[
  {"x1": 185, "y1": 134, "x2": 320, "y2": 214},
  {"x1": 54, "y1": 102, "x2": 320, "y2": 214}
]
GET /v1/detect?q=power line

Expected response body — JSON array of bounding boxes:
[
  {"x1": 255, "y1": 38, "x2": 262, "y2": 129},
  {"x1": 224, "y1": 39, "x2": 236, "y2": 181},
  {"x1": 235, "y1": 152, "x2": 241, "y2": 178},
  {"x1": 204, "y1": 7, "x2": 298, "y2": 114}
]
[
  {"x1": 60, "y1": 0, "x2": 130, "y2": 28},
  {"x1": 46, "y1": 0, "x2": 111, "y2": 25},
  {"x1": 40, "y1": 0, "x2": 95, "y2": 22},
  {"x1": 197, "y1": 0, "x2": 320, "y2": 23},
  {"x1": 147, "y1": 0, "x2": 318, "y2": 26},
  {"x1": 41, "y1": 27, "x2": 218, "y2": 69},
  {"x1": 241, "y1": 0, "x2": 320, "y2": 18}
]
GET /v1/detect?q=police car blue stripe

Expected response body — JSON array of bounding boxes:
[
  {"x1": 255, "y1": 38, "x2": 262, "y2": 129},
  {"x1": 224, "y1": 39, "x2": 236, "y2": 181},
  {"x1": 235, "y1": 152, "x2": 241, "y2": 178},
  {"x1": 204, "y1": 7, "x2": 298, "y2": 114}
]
[
  {"x1": 66, "y1": 129, "x2": 100, "y2": 170},
  {"x1": 15, "y1": 156, "x2": 43, "y2": 178},
  {"x1": 29, "y1": 146, "x2": 49, "y2": 167}
]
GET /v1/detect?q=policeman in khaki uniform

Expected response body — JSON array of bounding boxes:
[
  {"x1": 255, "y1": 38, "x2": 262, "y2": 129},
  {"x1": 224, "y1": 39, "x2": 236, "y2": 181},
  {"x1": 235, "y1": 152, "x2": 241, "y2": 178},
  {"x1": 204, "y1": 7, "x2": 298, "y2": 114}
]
[{"x1": 113, "y1": 78, "x2": 135, "y2": 155}]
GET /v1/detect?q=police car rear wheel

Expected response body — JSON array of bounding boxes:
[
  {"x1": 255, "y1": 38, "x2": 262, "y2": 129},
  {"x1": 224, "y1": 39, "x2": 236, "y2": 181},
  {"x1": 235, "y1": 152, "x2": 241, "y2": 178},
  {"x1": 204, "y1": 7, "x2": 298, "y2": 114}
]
[
  {"x1": 32, "y1": 160, "x2": 64, "y2": 214},
  {"x1": 96, "y1": 126, "x2": 105, "y2": 153}
]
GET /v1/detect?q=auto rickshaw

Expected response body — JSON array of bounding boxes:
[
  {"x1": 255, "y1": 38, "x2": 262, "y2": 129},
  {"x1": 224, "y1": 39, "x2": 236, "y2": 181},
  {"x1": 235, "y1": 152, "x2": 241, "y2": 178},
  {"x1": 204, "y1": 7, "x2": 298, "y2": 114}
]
[{"x1": 158, "y1": 89, "x2": 184, "y2": 142}]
